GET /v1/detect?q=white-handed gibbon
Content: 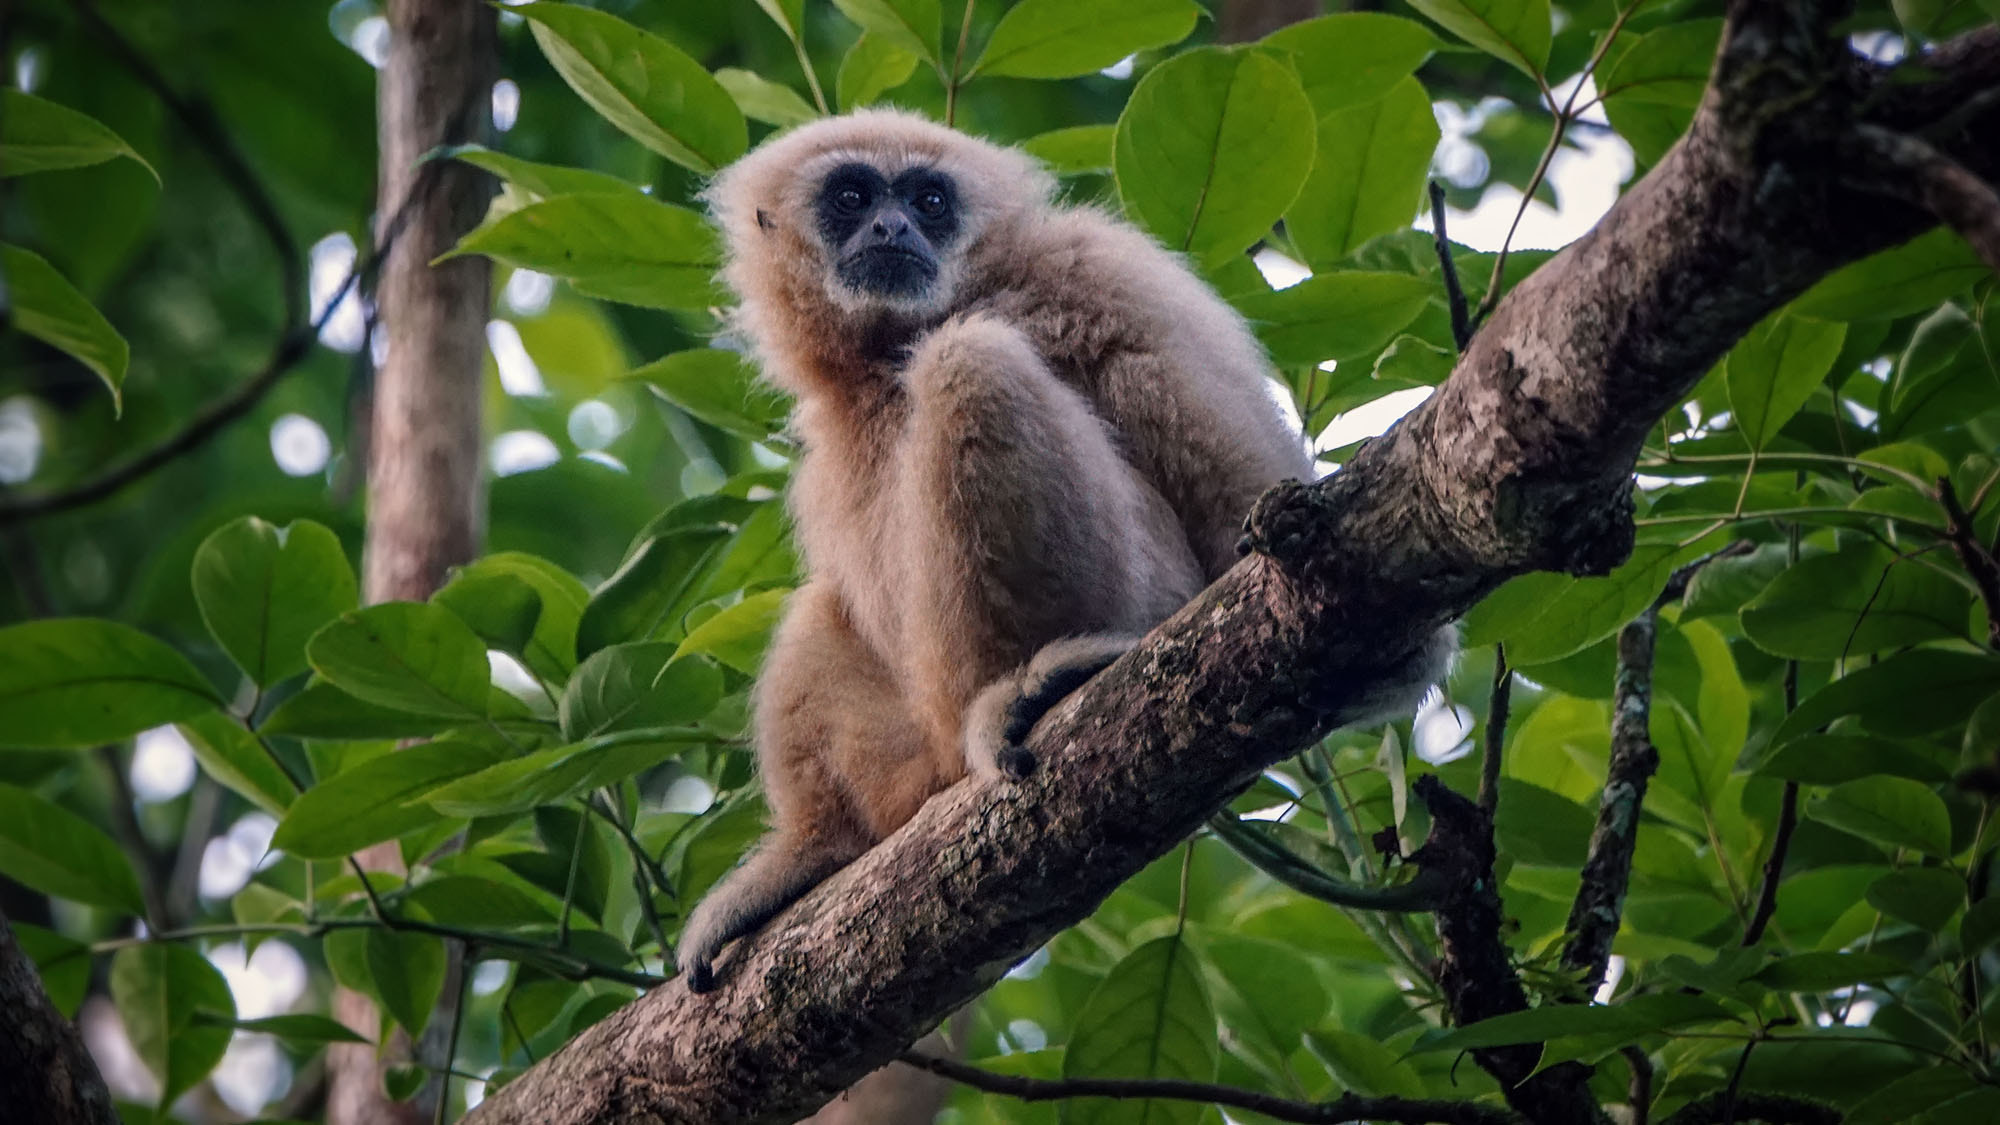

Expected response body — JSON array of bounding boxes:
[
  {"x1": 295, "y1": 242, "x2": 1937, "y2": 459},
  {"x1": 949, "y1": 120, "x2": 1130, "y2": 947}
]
[{"x1": 678, "y1": 109, "x2": 1453, "y2": 991}]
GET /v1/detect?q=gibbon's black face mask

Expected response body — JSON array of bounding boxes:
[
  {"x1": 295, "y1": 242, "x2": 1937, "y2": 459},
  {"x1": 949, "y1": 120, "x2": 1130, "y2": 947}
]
[{"x1": 816, "y1": 162, "x2": 960, "y2": 300}]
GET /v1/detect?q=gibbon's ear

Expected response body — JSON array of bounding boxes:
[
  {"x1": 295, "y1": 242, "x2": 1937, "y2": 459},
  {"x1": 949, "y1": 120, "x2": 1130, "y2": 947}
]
[{"x1": 756, "y1": 208, "x2": 776, "y2": 232}]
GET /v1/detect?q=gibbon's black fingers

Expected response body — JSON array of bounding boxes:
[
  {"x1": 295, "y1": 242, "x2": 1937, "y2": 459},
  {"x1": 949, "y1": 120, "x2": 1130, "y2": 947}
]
[
  {"x1": 998, "y1": 745, "x2": 1039, "y2": 780},
  {"x1": 685, "y1": 958, "x2": 717, "y2": 994}
]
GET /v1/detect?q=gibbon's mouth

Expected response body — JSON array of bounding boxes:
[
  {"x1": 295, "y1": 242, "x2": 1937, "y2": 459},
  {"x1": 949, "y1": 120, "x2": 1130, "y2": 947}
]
[{"x1": 839, "y1": 246, "x2": 939, "y2": 299}]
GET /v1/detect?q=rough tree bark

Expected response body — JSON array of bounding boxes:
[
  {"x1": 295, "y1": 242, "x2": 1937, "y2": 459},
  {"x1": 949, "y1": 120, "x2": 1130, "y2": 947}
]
[
  {"x1": 0, "y1": 908, "x2": 117, "y2": 1125},
  {"x1": 465, "y1": 5, "x2": 2000, "y2": 1123},
  {"x1": 327, "y1": 2, "x2": 495, "y2": 1123}
]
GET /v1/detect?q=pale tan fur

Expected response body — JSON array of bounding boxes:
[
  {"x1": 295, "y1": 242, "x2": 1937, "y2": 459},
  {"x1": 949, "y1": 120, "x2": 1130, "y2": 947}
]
[{"x1": 678, "y1": 109, "x2": 1320, "y2": 989}]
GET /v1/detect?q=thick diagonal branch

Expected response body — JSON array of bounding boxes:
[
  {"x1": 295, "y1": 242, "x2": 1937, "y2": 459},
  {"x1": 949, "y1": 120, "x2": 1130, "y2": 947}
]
[{"x1": 465, "y1": 8, "x2": 2000, "y2": 1124}]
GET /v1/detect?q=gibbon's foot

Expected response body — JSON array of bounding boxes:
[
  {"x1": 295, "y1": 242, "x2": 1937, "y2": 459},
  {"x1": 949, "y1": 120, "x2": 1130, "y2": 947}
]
[
  {"x1": 967, "y1": 634, "x2": 1141, "y2": 783},
  {"x1": 997, "y1": 744, "x2": 1039, "y2": 780},
  {"x1": 685, "y1": 958, "x2": 717, "y2": 994}
]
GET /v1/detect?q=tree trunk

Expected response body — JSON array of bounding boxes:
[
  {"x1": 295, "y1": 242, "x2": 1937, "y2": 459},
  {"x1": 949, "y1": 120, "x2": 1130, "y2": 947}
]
[
  {"x1": 327, "y1": 1, "x2": 495, "y2": 1123},
  {"x1": 460, "y1": 6, "x2": 2000, "y2": 1122},
  {"x1": 0, "y1": 908, "x2": 118, "y2": 1125}
]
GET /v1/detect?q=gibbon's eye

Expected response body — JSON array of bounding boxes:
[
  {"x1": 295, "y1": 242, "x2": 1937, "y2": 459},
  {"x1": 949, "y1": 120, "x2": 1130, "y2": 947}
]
[
  {"x1": 912, "y1": 190, "x2": 947, "y2": 218},
  {"x1": 834, "y1": 186, "x2": 867, "y2": 212}
]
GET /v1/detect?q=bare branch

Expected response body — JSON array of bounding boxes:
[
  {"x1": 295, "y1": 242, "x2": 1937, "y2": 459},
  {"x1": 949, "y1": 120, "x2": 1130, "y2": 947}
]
[
  {"x1": 899, "y1": 1051, "x2": 1526, "y2": 1125},
  {"x1": 1656, "y1": 1092, "x2": 1840, "y2": 1125},
  {"x1": 0, "y1": 908, "x2": 117, "y2": 1125},
  {"x1": 1937, "y1": 477, "x2": 2000, "y2": 648},
  {"x1": 1479, "y1": 644, "x2": 1510, "y2": 816},
  {"x1": 1846, "y1": 125, "x2": 2000, "y2": 274}
]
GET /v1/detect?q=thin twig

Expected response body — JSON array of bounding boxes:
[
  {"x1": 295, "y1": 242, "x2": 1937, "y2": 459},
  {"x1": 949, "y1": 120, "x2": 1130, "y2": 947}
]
[
  {"x1": 944, "y1": 0, "x2": 978, "y2": 127},
  {"x1": 1622, "y1": 1046, "x2": 1653, "y2": 1125},
  {"x1": 1938, "y1": 477, "x2": 2000, "y2": 648},
  {"x1": 432, "y1": 944, "x2": 470, "y2": 1125},
  {"x1": 898, "y1": 1052, "x2": 1526, "y2": 1125},
  {"x1": 1479, "y1": 644, "x2": 1509, "y2": 816},
  {"x1": 1429, "y1": 181, "x2": 1473, "y2": 352},
  {"x1": 1209, "y1": 812, "x2": 1447, "y2": 912}
]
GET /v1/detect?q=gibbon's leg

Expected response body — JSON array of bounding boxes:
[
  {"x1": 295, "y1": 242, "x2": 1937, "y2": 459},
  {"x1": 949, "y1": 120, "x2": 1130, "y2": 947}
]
[
  {"x1": 891, "y1": 313, "x2": 1188, "y2": 783},
  {"x1": 964, "y1": 632, "x2": 1142, "y2": 781},
  {"x1": 677, "y1": 584, "x2": 928, "y2": 992}
]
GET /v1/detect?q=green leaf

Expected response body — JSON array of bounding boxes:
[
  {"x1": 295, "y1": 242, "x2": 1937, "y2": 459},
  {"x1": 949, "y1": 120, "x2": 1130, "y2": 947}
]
[
  {"x1": 422, "y1": 726, "x2": 706, "y2": 817},
  {"x1": 1417, "y1": 993, "x2": 1732, "y2": 1053},
  {"x1": 13, "y1": 922, "x2": 90, "y2": 1017},
  {"x1": 970, "y1": 0, "x2": 1200, "y2": 80},
  {"x1": 1788, "y1": 652, "x2": 2000, "y2": 748},
  {"x1": 1741, "y1": 543, "x2": 1971, "y2": 660},
  {"x1": 1808, "y1": 777, "x2": 1952, "y2": 856},
  {"x1": 1286, "y1": 77, "x2": 1439, "y2": 268},
  {"x1": 1405, "y1": 0, "x2": 1550, "y2": 80},
  {"x1": 1303, "y1": 1029, "x2": 1425, "y2": 1099},
  {"x1": 0, "y1": 784, "x2": 146, "y2": 915},
  {"x1": 205, "y1": 1012, "x2": 368, "y2": 1044},
  {"x1": 444, "y1": 194, "x2": 720, "y2": 310},
  {"x1": 560, "y1": 643, "x2": 726, "y2": 741},
  {"x1": 753, "y1": 0, "x2": 807, "y2": 37},
  {"x1": 675, "y1": 589, "x2": 790, "y2": 675},
  {"x1": 0, "y1": 243, "x2": 130, "y2": 411},
  {"x1": 1114, "y1": 47, "x2": 1317, "y2": 265},
  {"x1": 1022, "y1": 125, "x2": 1116, "y2": 176},
  {"x1": 513, "y1": 1, "x2": 745, "y2": 173},
  {"x1": 1793, "y1": 227, "x2": 1990, "y2": 321},
  {"x1": 436, "y1": 144, "x2": 640, "y2": 199},
  {"x1": 259, "y1": 681, "x2": 459, "y2": 741},
  {"x1": 368, "y1": 927, "x2": 448, "y2": 1037},
  {"x1": 306, "y1": 603, "x2": 493, "y2": 719},
  {"x1": 434, "y1": 553, "x2": 589, "y2": 684},
  {"x1": 192, "y1": 517, "x2": 358, "y2": 688},
  {"x1": 1751, "y1": 734, "x2": 1951, "y2": 786},
  {"x1": 270, "y1": 740, "x2": 502, "y2": 858},
  {"x1": 0, "y1": 619, "x2": 218, "y2": 748},
  {"x1": 1885, "y1": 295, "x2": 2000, "y2": 440},
  {"x1": 0, "y1": 90, "x2": 158, "y2": 181},
  {"x1": 628, "y1": 349, "x2": 790, "y2": 441},
  {"x1": 837, "y1": 34, "x2": 922, "y2": 110},
  {"x1": 433, "y1": 573, "x2": 541, "y2": 664},
  {"x1": 112, "y1": 944, "x2": 234, "y2": 1107},
  {"x1": 1502, "y1": 543, "x2": 1680, "y2": 666},
  {"x1": 714, "y1": 68, "x2": 820, "y2": 127},
  {"x1": 403, "y1": 875, "x2": 556, "y2": 929},
  {"x1": 1847, "y1": 1068, "x2": 1991, "y2": 1125},
  {"x1": 1597, "y1": 19, "x2": 1720, "y2": 165},
  {"x1": 576, "y1": 522, "x2": 739, "y2": 661},
  {"x1": 1723, "y1": 314, "x2": 1847, "y2": 450},
  {"x1": 1864, "y1": 867, "x2": 1963, "y2": 931},
  {"x1": 830, "y1": 0, "x2": 942, "y2": 64},
  {"x1": 178, "y1": 712, "x2": 298, "y2": 815},
  {"x1": 1748, "y1": 951, "x2": 1911, "y2": 991},
  {"x1": 1062, "y1": 935, "x2": 1217, "y2": 1125},
  {"x1": 1262, "y1": 13, "x2": 1439, "y2": 114},
  {"x1": 1233, "y1": 271, "x2": 1432, "y2": 366}
]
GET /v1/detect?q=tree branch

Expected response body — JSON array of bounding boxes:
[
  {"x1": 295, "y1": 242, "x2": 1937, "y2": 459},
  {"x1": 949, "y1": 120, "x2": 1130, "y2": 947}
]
[
  {"x1": 463, "y1": 10, "x2": 2000, "y2": 1124},
  {"x1": 1937, "y1": 477, "x2": 2000, "y2": 648},
  {"x1": 0, "y1": 907, "x2": 116, "y2": 1125},
  {"x1": 899, "y1": 1051, "x2": 1525, "y2": 1125},
  {"x1": 1559, "y1": 607, "x2": 1661, "y2": 993},
  {"x1": 1845, "y1": 124, "x2": 2000, "y2": 273},
  {"x1": 1655, "y1": 1092, "x2": 1840, "y2": 1125}
]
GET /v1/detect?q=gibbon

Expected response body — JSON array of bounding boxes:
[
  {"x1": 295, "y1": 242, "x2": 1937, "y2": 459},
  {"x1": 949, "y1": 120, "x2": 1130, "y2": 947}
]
[{"x1": 677, "y1": 109, "x2": 1452, "y2": 991}]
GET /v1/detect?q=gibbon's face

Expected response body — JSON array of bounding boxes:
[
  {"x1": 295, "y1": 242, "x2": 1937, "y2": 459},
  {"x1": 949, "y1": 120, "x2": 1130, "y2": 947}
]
[{"x1": 813, "y1": 161, "x2": 961, "y2": 306}]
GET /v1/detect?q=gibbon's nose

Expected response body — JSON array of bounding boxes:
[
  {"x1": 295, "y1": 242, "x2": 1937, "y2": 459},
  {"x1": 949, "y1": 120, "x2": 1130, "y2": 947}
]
[{"x1": 872, "y1": 209, "x2": 913, "y2": 239}]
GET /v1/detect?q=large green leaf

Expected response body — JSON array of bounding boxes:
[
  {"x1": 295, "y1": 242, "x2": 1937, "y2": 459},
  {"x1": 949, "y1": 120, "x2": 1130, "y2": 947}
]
[
  {"x1": 1499, "y1": 543, "x2": 1681, "y2": 666},
  {"x1": 422, "y1": 727, "x2": 707, "y2": 818},
  {"x1": 575, "y1": 506, "x2": 747, "y2": 661},
  {"x1": 0, "y1": 243, "x2": 130, "y2": 410},
  {"x1": 675, "y1": 589, "x2": 790, "y2": 675},
  {"x1": 1114, "y1": 47, "x2": 1317, "y2": 265},
  {"x1": 830, "y1": 0, "x2": 942, "y2": 64},
  {"x1": 0, "y1": 619, "x2": 218, "y2": 748},
  {"x1": 258, "y1": 681, "x2": 459, "y2": 741},
  {"x1": 1749, "y1": 951, "x2": 1912, "y2": 991},
  {"x1": 270, "y1": 740, "x2": 502, "y2": 858},
  {"x1": 513, "y1": 1, "x2": 745, "y2": 173},
  {"x1": 1062, "y1": 935, "x2": 1217, "y2": 1125},
  {"x1": 970, "y1": 0, "x2": 1200, "y2": 80},
  {"x1": 1262, "y1": 13, "x2": 1439, "y2": 114},
  {"x1": 444, "y1": 194, "x2": 721, "y2": 310},
  {"x1": 1022, "y1": 125, "x2": 1116, "y2": 175},
  {"x1": 438, "y1": 144, "x2": 641, "y2": 200},
  {"x1": 837, "y1": 34, "x2": 922, "y2": 110},
  {"x1": 1233, "y1": 271, "x2": 1431, "y2": 366},
  {"x1": 1598, "y1": 19, "x2": 1720, "y2": 165},
  {"x1": 714, "y1": 68, "x2": 820, "y2": 128},
  {"x1": 1741, "y1": 543, "x2": 1971, "y2": 660},
  {"x1": 1723, "y1": 314, "x2": 1846, "y2": 450},
  {"x1": 177, "y1": 712, "x2": 299, "y2": 815},
  {"x1": 433, "y1": 553, "x2": 589, "y2": 684},
  {"x1": 1793, "y1": 227, "x2": 1990, "y2": 321},
  {"x1": 1777, "y1": 650, "x2": 2000, "y2": 743},
  {"x1": 1808, "y1": 777, "x2": 1953, "y2": 856},
  {"x1": 559, "y1": 643, "x2": 725, "y2": 741},
  {"x1": 1416, "y1": 993, "x2": 1732, "y2": 1053},
  {"x1": 1405, "y1": 0, "x2": 1550, "y2": 80},
  {"x1": 0, "y1": 784, "x2": 146, "y2": 915},
  {"x1": 628, "y1": 349, "x2": 790, "y2": 442},
  {"x1": 192, "y1": 516, "x2": 358, "y2": 688},
  {"x1": 1286, "y1": 77, "x2": 1439, "y2": 268},
  {"x1": 0, "y1": 89, "x2": 157, "y2": 180},
  {"x1": 306, "y1": 603, "x2": 493, "y2": 719},
  {"x1": 111, "y1": 944, "x2": 234, "y2": 1108},
  {"x1": 365, "y1": 928, "x2": 448, "y2": 1037}
]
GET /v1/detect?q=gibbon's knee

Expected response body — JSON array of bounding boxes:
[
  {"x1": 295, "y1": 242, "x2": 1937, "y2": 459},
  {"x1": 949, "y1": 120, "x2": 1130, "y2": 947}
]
[{"x1": 965, "y1": 633, "x2": 1141, "y2": 781}]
